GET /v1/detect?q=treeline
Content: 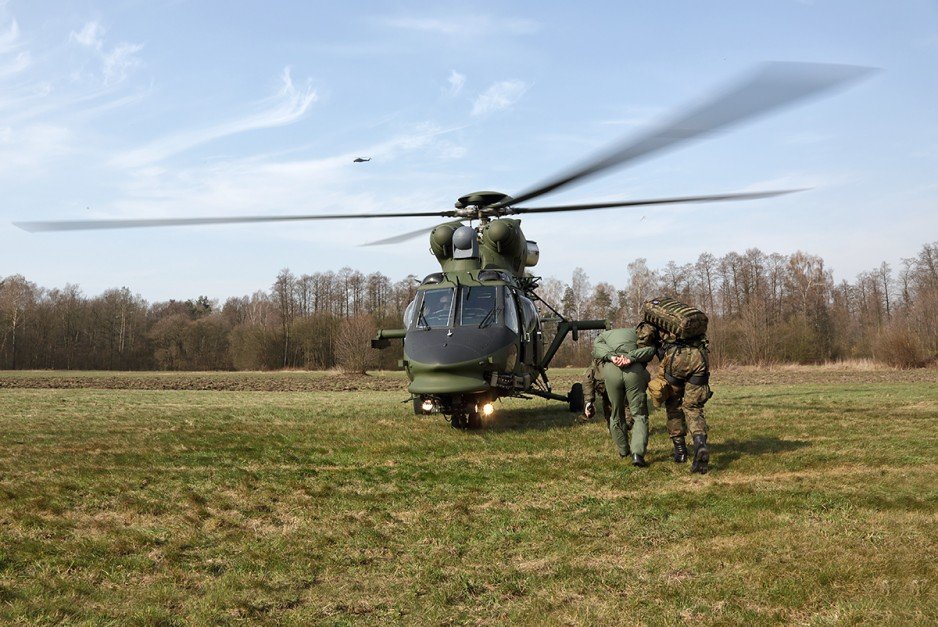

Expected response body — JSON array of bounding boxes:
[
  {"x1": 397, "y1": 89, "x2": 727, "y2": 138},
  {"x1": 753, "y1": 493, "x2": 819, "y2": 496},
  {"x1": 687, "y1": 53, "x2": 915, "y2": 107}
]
[{"x1": 1, "y1": 242, "x2": 935, "y2": 371}]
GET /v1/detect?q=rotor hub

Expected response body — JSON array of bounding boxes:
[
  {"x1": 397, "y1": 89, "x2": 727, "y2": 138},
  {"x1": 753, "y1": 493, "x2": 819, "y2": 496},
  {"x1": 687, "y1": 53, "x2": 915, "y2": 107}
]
[
  {"x1": 454, "y1": 191, "x2": 513, "y2": 209},
  {"x1": 453, "y1": 191, "x2": 514, "y2": 221}
]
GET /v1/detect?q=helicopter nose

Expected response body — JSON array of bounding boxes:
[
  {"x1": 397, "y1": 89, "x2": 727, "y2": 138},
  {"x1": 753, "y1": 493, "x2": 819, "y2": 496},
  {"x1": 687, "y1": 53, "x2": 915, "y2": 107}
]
[
  {"x1": 403, "y1": 327, "x2": 516, "y2": 394},
  {"x1": 404, "y1": 327, "x2": 515, "y2": 366}
]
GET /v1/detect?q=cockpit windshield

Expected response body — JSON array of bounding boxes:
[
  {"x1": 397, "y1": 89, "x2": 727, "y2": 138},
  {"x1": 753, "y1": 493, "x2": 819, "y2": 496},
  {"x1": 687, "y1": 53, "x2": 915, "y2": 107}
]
[
  {"x1": 415, "y1": 287, "x2": 454, "y2": 328},
  {"x1": 459, "y1": 286, "x2": 499, "y2": 327}
]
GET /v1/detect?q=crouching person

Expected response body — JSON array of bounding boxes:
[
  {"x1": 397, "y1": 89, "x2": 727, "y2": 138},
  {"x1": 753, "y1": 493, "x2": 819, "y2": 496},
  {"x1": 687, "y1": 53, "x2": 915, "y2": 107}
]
[{"x1": 581, "y1": 358, "x2": 619, "y2": 425}]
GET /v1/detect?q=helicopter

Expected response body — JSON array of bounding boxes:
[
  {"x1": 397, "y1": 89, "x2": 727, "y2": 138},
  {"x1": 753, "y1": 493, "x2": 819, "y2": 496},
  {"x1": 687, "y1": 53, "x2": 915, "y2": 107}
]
[{"x1": 15, "y1": 62, "x2": 872, "y2": 428}]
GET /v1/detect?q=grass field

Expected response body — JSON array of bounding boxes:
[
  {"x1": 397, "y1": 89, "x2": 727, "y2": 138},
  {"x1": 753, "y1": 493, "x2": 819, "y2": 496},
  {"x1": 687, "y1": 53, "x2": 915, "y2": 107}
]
[{"x1": 1, "y1": 367, "x2": 936, "y2": 624}]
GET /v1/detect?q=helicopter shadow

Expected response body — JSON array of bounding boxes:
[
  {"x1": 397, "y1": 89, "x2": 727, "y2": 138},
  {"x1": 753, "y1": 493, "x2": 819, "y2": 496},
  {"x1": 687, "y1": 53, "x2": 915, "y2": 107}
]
[{"x1": 482, "y1": 406, "x2": 581, "y2": 433}]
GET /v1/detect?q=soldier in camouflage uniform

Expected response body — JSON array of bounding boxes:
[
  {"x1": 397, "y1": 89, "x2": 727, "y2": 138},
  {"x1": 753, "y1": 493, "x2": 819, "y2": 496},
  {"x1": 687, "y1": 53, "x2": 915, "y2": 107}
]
[
  {"x1": 637, "y1": 322, "x2": 712, "y2": 474},
  {"x1": 592, "y1": 328, "x2": 656, "y2": 467},
  {"x1": 581, "y1": 358, "x2": 616, "y2": 424}
]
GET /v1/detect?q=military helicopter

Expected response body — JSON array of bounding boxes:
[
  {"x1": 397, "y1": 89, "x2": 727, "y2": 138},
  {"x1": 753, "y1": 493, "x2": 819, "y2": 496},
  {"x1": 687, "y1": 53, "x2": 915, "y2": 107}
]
[{"x1": 15, "y1": 62, "x2": 872, "y2": 428}]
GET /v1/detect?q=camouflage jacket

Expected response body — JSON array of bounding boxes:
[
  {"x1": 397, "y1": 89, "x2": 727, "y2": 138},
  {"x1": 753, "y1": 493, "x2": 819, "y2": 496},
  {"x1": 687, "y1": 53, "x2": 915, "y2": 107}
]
[
  {"x1": 636, "y1": 321, "x2": 662, "y2": 349},
  {"x1": 582, "y1": 359, "x2": 605, "y2": 402},
  {"x1": 637, "y1": 321, "x2": 710, "y2": 380}
]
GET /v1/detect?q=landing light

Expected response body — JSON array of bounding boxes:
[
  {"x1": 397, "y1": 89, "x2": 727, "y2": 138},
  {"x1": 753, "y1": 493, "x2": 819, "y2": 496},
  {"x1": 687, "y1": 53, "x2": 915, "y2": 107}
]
[
  {"x1": 421, "y1": 400, "x2": 434, "y2": 412},
  {"x1": 482, "y1": 403, "x2": 495, "y2": 416}
]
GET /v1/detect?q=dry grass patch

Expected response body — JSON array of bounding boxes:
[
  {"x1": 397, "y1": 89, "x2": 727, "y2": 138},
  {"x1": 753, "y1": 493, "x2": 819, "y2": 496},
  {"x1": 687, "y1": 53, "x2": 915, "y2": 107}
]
[{"x1": 0, "y1": 374, "x2": 935, "y2": 624}]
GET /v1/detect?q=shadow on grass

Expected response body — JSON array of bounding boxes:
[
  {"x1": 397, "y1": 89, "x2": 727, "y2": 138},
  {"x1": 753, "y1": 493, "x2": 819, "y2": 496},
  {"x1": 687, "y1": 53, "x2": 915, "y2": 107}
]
[
  {"x1": 731, "y1": 402, "x2": 869, "y2": 416},
  {"x1": 481, "y1": 405, "x2": 579, "y2": 433},
  {"x1": 711, "y1": 436, "x2": 811, "y2": 470}
]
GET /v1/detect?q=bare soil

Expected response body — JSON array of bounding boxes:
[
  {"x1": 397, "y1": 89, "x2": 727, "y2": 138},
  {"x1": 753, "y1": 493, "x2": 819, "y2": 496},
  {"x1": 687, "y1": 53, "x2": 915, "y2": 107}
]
[
  {"x1": 0, "y1": 371, "x2": 406, "y2": 392},
  {"x1": 0, "y1": 364, "x2": 935, "y2": 392}
]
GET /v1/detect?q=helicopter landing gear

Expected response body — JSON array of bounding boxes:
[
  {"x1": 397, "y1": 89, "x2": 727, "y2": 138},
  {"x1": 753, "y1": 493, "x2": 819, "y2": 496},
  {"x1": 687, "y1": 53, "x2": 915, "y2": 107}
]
[
  {"x1": 450, "y1": 411, "x2": 482, "y2": 430},
  {"x1": 568, "y1": 382, "x2": 585, "y2": 413}
]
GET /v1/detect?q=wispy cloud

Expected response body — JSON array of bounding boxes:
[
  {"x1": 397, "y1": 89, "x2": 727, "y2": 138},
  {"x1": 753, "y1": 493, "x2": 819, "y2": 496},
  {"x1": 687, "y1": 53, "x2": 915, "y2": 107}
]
[
  {"x1": 69, "y1": 20, "x2": 143, "y2": 86},
  {"x1": 0, "y1": 15, "x2": 74, "y2": 175},
  {"x1": 0, "y1": 15, "x2": 28, "y2": 79},
  {"x1": 102, "y1": 42, "x2": 143, "y2": 85},
  {"x1": 471, "y1": 80, "x2": 529, "y2": 116},
  {"x1": 114, "y1": 67, "x2": 317, "y2": 168},
  {"x1": 385, "y1": 15, "x2": 539, "y2": 38},
  {"x1": 0, "y1": 17, "x2": 20, "y2": 54},
  {"x1": 106, "y1": 122, "x2": 468, "y2": 225},
  {"x1": 343, "y1": 122, "x2": 467, "y2": 163},
  {"x1": 433, "y1": 139, "x2": 467, "y2": 160},
  {"x1": 70, "y1": 20, "x2": 105, "y2": 49},
  {"x1": 0, "y1": 123, "x2": 73, "y2": 170},
  {"x1": 444, "y1": 69, "x2": 465, "y2": 97},
  {"x1": 0, "y1": 49, "x2": 27, "y2": 78}
]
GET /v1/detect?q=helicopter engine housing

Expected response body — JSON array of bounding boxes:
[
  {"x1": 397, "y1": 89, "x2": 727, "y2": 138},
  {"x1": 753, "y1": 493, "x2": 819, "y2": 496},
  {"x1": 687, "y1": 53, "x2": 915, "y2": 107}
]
[
  {"x1": 480, "y1": 219, "x2": 530, "y2": 274},
  {"x1": 524, "y1": 241, "x2": 539, "y2": 267}
]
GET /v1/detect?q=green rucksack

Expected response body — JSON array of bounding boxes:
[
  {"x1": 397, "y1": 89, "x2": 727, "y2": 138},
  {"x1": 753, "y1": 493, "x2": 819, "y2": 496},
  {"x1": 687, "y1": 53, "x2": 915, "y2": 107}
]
[{"x1": 641, "y1": 297, "x2": 708, "y2": 340}]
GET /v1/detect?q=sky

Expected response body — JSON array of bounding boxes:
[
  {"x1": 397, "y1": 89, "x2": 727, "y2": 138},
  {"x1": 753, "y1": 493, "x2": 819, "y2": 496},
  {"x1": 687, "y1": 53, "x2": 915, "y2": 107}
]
[{"x1": 1, "y1": 0, "x2": 936, "y2": 302}]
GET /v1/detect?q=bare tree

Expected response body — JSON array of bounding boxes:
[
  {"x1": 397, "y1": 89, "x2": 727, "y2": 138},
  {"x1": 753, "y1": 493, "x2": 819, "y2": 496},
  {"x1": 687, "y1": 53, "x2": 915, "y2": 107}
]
[
  {"x1": 272, "y1": 269, "x2": 296, "y2": 367},
  {"x1": 335, "y1": 314, "x2": 378, "y2": 374},
  {"x1": 623, "y1": 258, "x2": 656, "y2": 320},
  {"x1": 0, "y1": 275, "x2": 37, "y2": 369}
]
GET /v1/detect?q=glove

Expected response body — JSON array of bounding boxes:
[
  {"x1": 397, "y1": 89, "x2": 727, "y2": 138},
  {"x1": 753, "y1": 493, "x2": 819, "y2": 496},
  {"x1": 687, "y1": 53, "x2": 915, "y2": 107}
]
[{"x1": 584, "y1": 402, "x2": 595, "y2": 418}]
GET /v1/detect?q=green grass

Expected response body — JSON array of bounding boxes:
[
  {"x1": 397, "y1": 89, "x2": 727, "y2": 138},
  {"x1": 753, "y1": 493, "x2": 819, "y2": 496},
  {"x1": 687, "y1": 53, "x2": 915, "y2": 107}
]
[{"x1": 1, "y1": 369, "x2": 936, "y2": 624}]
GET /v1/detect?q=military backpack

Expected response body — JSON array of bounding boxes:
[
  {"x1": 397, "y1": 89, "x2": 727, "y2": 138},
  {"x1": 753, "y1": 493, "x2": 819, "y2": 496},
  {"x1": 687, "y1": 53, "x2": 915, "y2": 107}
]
[{"x1": 641, "y1": 296, "x2": 708, "y2": 340}]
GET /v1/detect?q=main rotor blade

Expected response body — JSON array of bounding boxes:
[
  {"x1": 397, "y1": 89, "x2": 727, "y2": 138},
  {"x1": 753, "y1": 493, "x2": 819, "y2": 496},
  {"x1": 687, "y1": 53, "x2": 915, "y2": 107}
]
[
  {"x1": 500, "y1": 62, "x2": 874, "y2": 207},
  {"x1": 14, "y1": 210, "x2": 458, "y2": 232},
  {"x1": 511, "y1": 189, "x2": 802, "y2": 215},
  {"x1": 360, "y1": 222, "x2": 464, "y2": 247}
]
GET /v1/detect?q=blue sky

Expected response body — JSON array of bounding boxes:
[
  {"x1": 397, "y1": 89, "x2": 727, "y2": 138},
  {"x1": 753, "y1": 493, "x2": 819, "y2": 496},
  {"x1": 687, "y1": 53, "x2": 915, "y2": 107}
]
[{"x1": 2, "y1": 1, "x2": 936, "y2": 301}]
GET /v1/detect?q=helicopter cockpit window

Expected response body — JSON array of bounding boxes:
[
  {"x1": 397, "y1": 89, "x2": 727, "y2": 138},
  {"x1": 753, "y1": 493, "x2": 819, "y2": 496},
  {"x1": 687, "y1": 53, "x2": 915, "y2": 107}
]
[
  {"x1": 518, "y1": 296, "x2": 539, "y2": 333},
  {"x1": 503, "y1": 291, "x2": 520, "y2": 334},
  {"x1": 416, "y1": 288, "x2": 455, "y2": 328},
  {"x1": 459, "y1": 286, "x2": 499, "y2": 327},
  {"x1": 403, "y1": 300, "x2": 417, "y2": 328}
]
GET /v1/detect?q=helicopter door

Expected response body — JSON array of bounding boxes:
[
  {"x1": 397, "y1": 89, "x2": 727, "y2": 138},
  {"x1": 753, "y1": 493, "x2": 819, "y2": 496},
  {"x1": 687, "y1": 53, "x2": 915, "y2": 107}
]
[{"x1": 517, "y1": 295, "x2": 540, "y2": 365}]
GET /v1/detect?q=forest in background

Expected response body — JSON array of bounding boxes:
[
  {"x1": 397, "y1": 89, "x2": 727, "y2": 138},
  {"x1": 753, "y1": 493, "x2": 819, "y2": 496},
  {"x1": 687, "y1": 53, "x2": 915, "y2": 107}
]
[{"x1": 1, "y1": 241, "x2": 936, "y2": 372}]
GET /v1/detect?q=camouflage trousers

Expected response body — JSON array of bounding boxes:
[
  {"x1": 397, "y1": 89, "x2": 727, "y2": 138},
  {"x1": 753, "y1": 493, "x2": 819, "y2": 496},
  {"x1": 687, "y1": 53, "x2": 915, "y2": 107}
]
[{"x1": 662, "y1": 345, "x2": 710, "y2": 438}]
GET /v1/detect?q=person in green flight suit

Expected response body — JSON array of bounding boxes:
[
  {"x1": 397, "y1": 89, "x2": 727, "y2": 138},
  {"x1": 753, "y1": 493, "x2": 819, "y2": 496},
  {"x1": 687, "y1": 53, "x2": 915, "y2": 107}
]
[{"x1": 592, "y1": 327, "x2": 656, "y2": 467}]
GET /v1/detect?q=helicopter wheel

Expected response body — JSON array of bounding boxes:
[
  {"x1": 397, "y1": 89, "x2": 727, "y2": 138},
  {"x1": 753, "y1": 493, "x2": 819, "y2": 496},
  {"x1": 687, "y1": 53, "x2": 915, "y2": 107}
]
[
  {"x1": 450, "y1": 412, "x2": 482, "y2": 430},
  {"x1": 466, "y1": 411, "x2": 482, "y2": 430},
  {"x1": 568, "y1": 382, "x2": 585, "y2": 413}
]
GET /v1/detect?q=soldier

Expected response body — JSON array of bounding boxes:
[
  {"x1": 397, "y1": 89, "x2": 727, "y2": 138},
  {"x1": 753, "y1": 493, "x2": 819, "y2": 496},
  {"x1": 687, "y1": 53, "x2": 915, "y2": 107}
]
[
  {"x1": 581, "y1": 358, "x2": 616, "y2": 424},
  {"x1": 637, "y1": 322, "x2": 712, "y2": 474},
  {"x1": 592, "y1": 328, "x2": 656, "y2": 467}
]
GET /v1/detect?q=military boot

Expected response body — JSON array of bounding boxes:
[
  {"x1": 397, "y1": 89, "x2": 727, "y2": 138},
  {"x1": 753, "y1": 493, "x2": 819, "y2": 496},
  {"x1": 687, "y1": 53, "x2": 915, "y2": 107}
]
[
  {"x1": 691, "y1": 434, "x2": 709, "y2": 474},
  {"x1": 631, "y1": 454, "x2": 648, "y2": 468},
  {"x1": 671, "y1": 436, "x2": 688, "y2": 463}
]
